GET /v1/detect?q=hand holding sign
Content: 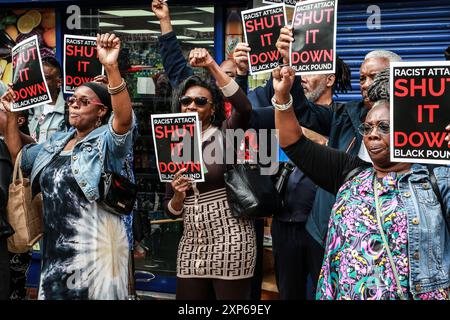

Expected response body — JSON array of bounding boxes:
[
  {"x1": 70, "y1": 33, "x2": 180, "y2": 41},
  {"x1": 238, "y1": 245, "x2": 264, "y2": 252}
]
[
  {"x1": 233, "y1": 42, "x2": 251, "y2": 75},
  {"x1": 171, "y1": 168, "x2": 193, "y2": 197},
  {"x1": 189, "y1": 48, "x2": 215, "y2": 68},
  {"x1": 96, "y1": 33, "x2": 120, "y2": 67},
  {"x1": 0, "y1": 84, "x2": 16, "y2": 114},
  {"x1": 276, "y1": 26, "x2": 294, "y2": 65}
]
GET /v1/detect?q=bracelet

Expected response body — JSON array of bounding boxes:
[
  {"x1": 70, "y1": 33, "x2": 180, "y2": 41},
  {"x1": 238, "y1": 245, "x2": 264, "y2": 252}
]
[
  {"x1": 107, "y1": 78, "x2": 127, "y2": 95},
  {"x1": 271, "y1": 94, "x2": 293, "y2": 111},
  {"x1": 168, "y1": 199, "x2": 184, "y2": 215}
]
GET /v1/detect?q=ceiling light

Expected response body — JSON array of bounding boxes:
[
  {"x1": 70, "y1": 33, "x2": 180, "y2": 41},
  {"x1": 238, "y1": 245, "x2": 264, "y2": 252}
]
[
  {"x1": 100, "y1": 10, "x2": 155, "y2": 17},
  {"x1": 185, "y1": 40, "x2": 214, "y2": 44},
  {"x1": 99, "y1": 22, "x2": 124, "y2": 27},
  {"x1": 187, "y1": 27, "x2": 214, "y2": 32},
  {"x1": 176, "y1": 35, "x2": 195, "y2": 40},
  {"x1": 151, "y1": 35, "x2": 194, "y2": 40},
  {"x1": 148, "y1": 20, "x2": 202, "y2": 25},
  {"x1": 114, "y1": 29, "x2": 160, "y2": 34},
  {"x1": 195, "y1": 7, "x2": 214, "y2": 14}
]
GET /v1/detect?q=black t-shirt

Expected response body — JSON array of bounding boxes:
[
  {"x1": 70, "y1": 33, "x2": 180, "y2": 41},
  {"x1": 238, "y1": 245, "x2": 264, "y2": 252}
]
[{"x1": 282, "y1": 135, "x2": 370, "y2": 196}]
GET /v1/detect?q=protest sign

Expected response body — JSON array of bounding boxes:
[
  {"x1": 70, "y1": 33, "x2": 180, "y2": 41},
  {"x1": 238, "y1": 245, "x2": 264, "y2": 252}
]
[
  {"x1": 390, "y1": 61, "x2": 450, "y2": 165},
  {"x1": 63, "y1": 35, "x2": 104, "y2": 94},
  {"x1": 263, "y1": 0, "x2": 297, "y2": 8},
  {"x1": 11, "y1": 35, "x2": 52, "y2": 112},
  {"x1": 290, "y1": 0, "x2": 337, "y2": 75},
  {"x1": 151, "y1": 112, "x2": 205, "y2": 183},
  {"x1": 242, "y1": 4, "x2": 287, "y2": 75}
]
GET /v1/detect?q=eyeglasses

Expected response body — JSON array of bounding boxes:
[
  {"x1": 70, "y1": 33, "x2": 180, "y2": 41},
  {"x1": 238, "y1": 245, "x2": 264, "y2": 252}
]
[
  {"x1": 179, "y1": 96, "x2": 212, "y2": 107},
  {"x1": 358, "y1": 120, "x2": 390, "y2": 136},
  {"x1": 66, "y1": 96, "x2": 104, "y2": 108}
]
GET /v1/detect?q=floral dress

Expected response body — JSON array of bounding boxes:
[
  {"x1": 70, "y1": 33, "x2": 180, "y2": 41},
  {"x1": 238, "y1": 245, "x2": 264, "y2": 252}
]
[{"x1": 317, "y1": 168, "x2": 449, "y2": 300}]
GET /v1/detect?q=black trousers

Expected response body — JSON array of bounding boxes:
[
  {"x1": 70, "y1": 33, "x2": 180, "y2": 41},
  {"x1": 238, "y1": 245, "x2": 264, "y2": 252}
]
[
  {"x1": 176, "y1": 277, "x2": 251, "y2": 300},
  {"x1": 0, "y1": 238, "x2": 9, "y2": 300},
  {"x1": 9, "y1": 251, "x2": 32, "y2": 300},
  {"x1": 271, "y1": 220, "x2": 324, "y2": 300}
]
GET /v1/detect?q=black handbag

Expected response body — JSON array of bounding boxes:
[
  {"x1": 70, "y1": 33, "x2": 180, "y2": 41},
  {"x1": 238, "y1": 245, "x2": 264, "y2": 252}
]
[
  {"x1": 99, "y1": 171, "x2": 138, "y2": 216},
  {"x1": 224, "y1": 163, "x2": 281, "y2": 218},
  {"x1": 97, "y1": 143, "x2": 138, "y2": 216}
]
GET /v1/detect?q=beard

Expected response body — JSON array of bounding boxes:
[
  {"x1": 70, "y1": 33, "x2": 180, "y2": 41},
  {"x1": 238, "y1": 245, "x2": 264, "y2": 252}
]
[{"x1": 305, "y1": 81, "x2": 327, "y2": 103}]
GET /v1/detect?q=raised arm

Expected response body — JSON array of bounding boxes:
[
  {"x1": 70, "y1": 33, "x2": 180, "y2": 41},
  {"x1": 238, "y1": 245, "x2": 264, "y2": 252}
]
[
  {"x1": 273, "y1": 66, "x2": 367, "y2": 194},
  {"x1": 152, "y1": 0, "x2": 194, "y2": 87},
  {"x1": 96, "y1": 33, "x2": 132, "y2": 135},
  {"x1": 151, "y1": 0, "x2": 172, "y2": 35},
  {"x1": 189, "y1": 48, "x2": 251, "y2": 130},
  {"x1": 273, "y1": 66, "x2": 303, "y2": 148}
]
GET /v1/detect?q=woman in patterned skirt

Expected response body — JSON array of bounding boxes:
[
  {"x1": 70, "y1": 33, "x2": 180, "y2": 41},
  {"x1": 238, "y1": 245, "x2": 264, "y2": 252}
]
[{"x1": 164, "y1": 48, "x2": 256, "y2": 300}]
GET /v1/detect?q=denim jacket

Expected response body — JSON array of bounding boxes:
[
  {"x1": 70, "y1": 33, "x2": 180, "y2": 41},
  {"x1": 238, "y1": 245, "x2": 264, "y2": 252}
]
[
  {"x1": 21, "y1": 113, "x2": 135, "y2": 202},
  {"x1": 398, "y1": 164, "x2": 450, "y2": 295},
  {"x1": 28, "y1": 91, "x2": 66, "y2": 143}
]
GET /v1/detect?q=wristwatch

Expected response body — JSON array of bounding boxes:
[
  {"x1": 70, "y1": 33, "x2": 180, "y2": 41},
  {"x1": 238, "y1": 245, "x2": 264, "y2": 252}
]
[{"x1": 271, "y1": 94, "x2": 293, "y2": 111}]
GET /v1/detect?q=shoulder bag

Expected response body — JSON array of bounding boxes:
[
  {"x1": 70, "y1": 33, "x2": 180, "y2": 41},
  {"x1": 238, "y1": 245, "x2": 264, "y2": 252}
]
[
  {"x1": 97, "y1": 142, "x2": 137, "y2": 216},
  {"x1": 7, "y1": 149, "x2": 43, "y2": 253},
  {"x1": 222, "y1": 131, "x2": 281, "y2": 219}
]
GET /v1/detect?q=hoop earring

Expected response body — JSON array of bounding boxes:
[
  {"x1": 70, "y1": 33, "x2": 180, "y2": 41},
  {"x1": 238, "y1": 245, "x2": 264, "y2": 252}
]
[
  {"x1": 210, "y1": 114, "x2": 216, "y2": 124},
  {"x1": 95, "y1": 117, "x2": 102, "y2": 128}
]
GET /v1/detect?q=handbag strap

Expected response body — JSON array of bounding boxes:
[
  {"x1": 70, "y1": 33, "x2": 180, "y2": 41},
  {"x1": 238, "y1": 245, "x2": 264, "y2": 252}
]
[
  {"x1": 220, "y1": 128, "x2": 238, "y2": 170},
  {"x1": 373, "y1": 176, "x2": 407, "y2": 300},
  {"x1": 96, "y1": 138, "x2": 107, "y2": 178},
  {"x1": 12, "y1": 149, "x2": 24, "y2": 183}
]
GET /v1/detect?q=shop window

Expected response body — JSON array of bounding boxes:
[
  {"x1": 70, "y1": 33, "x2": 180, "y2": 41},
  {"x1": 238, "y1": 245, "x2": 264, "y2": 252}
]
[{"x1": 0, "y1": 8, "x2": 56, "y2": 85}]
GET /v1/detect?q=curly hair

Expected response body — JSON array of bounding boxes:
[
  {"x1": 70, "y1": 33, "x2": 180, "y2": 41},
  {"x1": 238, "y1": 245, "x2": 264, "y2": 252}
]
[
  {"x1": 42, "y1": 56, "x2": 62, "y2": 78},
  {"x1": 171, "y1": 75, "x2": 225, "y2": 127},
  {"x1": 368, "y1": 67, "x2": 390, "y2": 102}
]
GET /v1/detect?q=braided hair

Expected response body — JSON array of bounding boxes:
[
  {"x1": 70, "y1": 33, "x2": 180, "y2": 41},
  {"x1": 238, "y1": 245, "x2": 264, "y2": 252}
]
[
  {"x1": 368, "y1": 67, "x2": 390, "y2": 102},
  {"x1": 333, "y1": 56, "x2": 352, "y2": 94},
  {"x1": 445, "y1": 45, "x2": 450, "y2": 61}
]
